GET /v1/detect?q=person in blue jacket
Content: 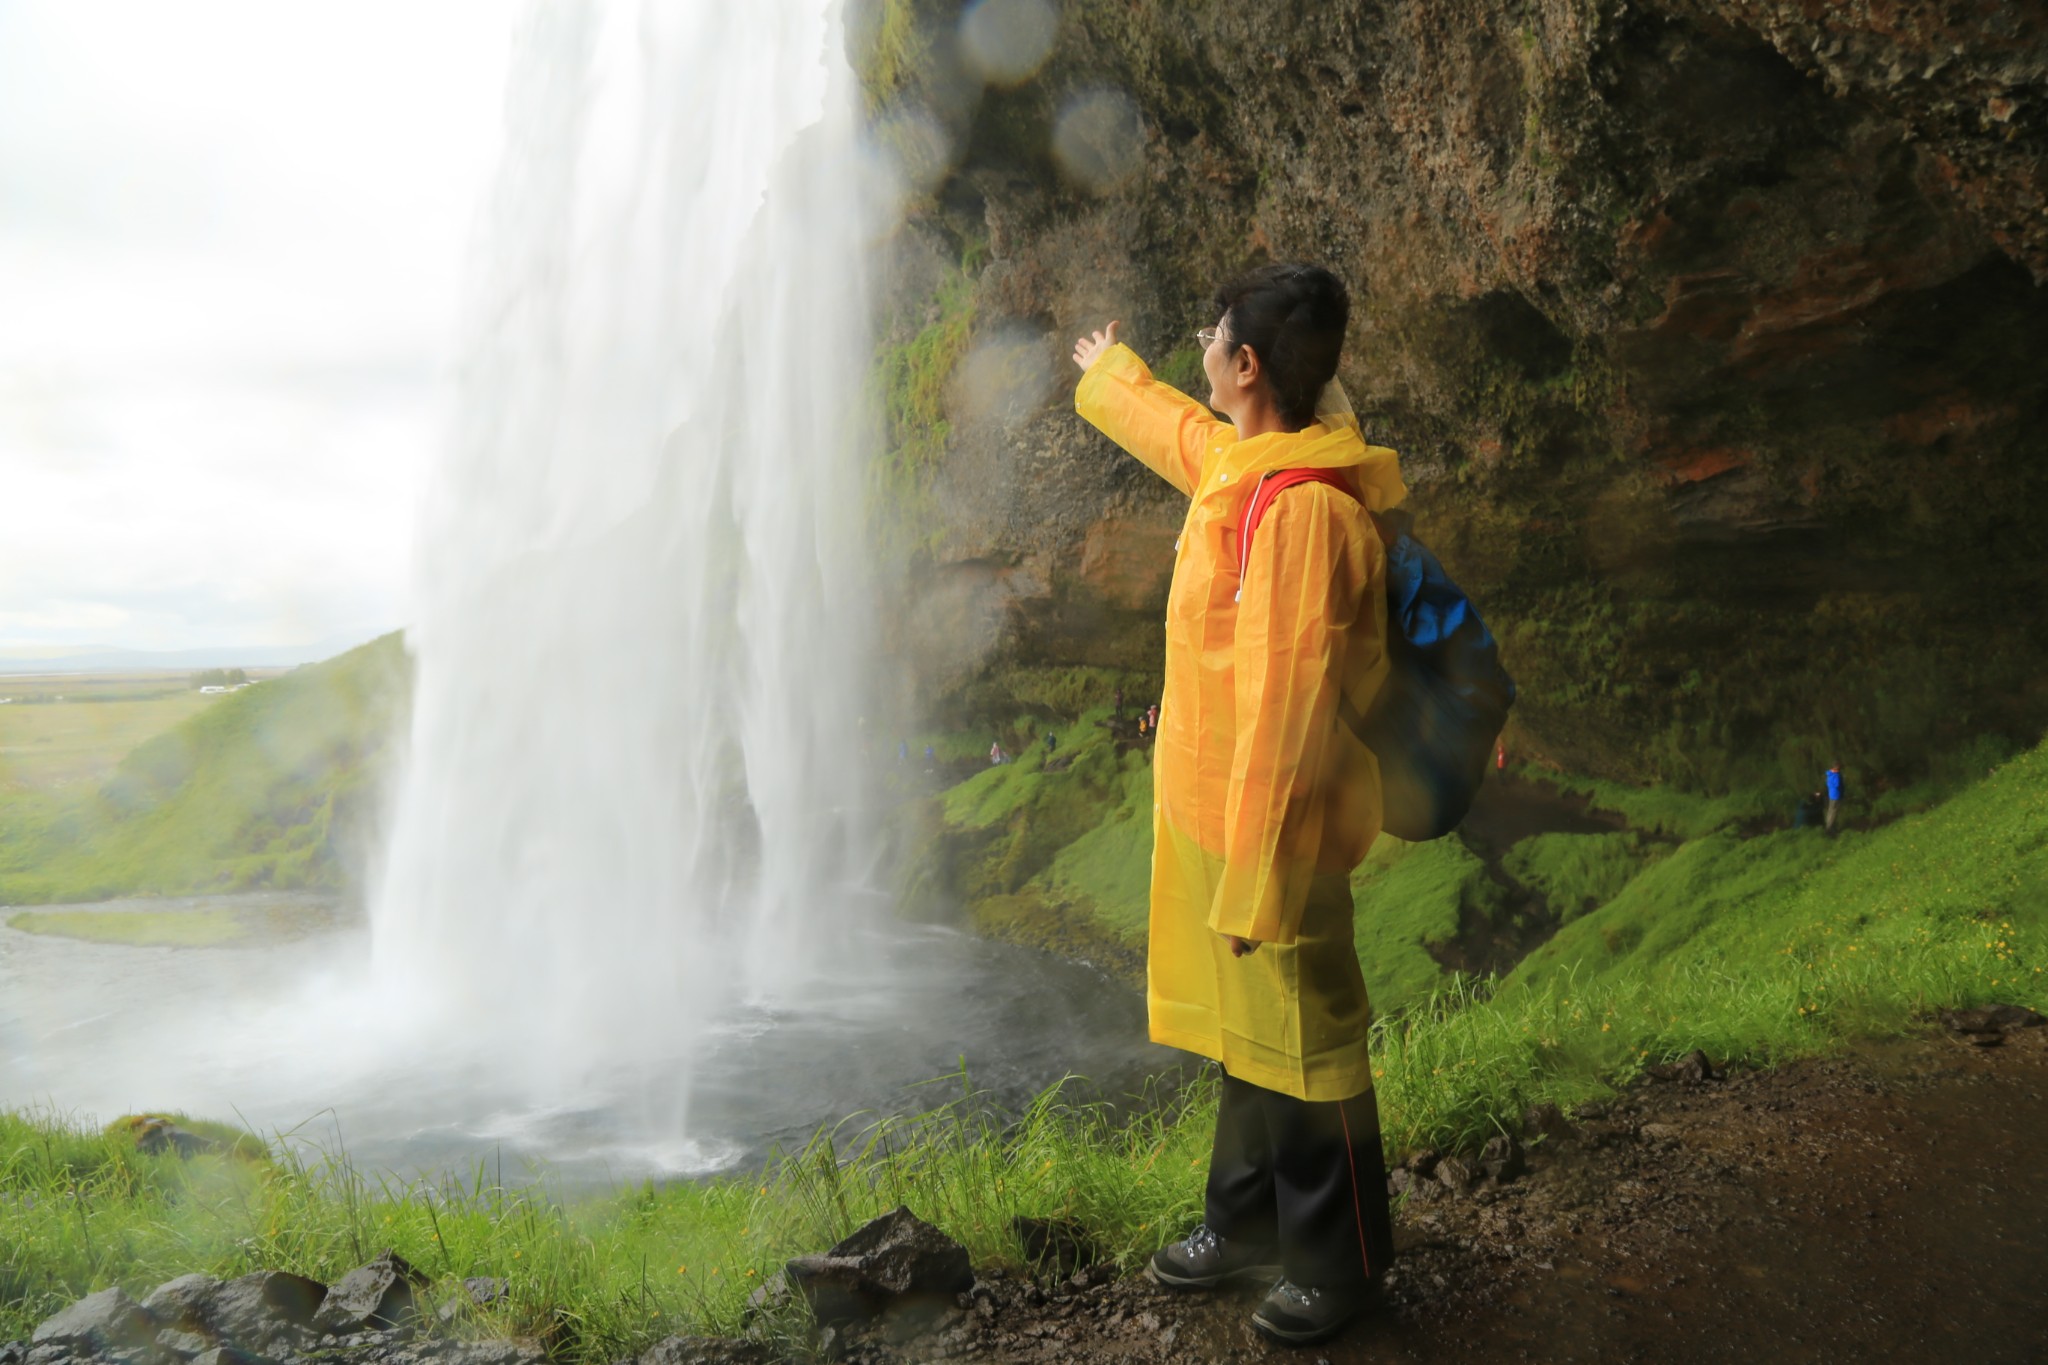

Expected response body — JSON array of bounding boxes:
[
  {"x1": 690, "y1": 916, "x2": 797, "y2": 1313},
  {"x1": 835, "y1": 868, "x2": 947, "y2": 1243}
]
[{"x1": 1824, "y1": 765, "x2": 1845, "y2": 834}]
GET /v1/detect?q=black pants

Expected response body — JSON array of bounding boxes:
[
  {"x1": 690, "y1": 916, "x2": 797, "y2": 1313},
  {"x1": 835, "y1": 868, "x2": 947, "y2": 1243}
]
[{"x1": 1204, "y1": 1071, "x2": 1396, "y2": 1289}]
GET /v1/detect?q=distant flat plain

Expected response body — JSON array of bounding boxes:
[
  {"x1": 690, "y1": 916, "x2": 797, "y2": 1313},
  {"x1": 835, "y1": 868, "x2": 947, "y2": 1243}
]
[{"x1": 0, "y1": 670, "x2": 289, "y2": 793}]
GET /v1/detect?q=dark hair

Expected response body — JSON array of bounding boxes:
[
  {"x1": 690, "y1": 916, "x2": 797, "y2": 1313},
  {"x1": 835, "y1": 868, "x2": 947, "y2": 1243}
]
[{"x1": 1212, "y1": 263, "x2": 1350, "y2": 428}]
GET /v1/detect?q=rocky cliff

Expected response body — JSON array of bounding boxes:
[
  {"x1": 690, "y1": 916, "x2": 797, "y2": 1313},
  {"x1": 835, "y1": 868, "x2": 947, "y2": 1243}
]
[{"x1": 855, "y1": 0, "x2": 2048, "y2": 787}]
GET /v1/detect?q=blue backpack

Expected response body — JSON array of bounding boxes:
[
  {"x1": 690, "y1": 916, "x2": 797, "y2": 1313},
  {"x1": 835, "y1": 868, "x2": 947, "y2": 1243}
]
[{"x1": 1242, "y1": 475, "x2": 1516, "y2": 841}]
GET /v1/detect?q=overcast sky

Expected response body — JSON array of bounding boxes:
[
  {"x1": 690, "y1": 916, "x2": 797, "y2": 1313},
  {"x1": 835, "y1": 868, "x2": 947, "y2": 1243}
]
[{"x1": 0, "y1": 1, "x2": 512, "y2": 652}]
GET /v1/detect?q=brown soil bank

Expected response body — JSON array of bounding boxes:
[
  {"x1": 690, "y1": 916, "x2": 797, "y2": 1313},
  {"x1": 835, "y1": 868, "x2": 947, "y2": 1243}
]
[{"x1": 829, "y1": 1027, "x2": 2048, "y2": 1362}]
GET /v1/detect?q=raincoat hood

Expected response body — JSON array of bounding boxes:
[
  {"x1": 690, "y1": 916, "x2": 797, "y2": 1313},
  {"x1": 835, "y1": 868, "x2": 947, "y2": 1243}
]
[{"x1": 1209, "y1": 418, "x2": 1407, "y2": 514}]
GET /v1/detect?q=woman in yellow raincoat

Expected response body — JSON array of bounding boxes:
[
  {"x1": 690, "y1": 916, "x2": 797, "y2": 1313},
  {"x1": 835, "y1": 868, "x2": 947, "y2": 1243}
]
[{"x1": 1072, "y1": 263, "x2": 1404, "y2": 1346}]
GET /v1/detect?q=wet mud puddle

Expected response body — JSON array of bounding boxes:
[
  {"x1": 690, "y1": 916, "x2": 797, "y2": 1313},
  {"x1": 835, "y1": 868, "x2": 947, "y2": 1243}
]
[{"x1": 832, "y1": 1029, "x2": 2048, "y2": 1363}]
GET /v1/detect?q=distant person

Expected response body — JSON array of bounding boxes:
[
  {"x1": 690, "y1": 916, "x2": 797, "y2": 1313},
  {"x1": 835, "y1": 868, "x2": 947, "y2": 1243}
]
[
  {"x1": 1496, "y1": 740, "x2": 1506, "y2": 773},
  {"x1": 989, "y1": 740, "x2": 1006, "y2": 766},
  {"x1": 923, "y1": 744, "x2": 935, "y2": 773},
  {"x1": 1043, "y1": 730, "x2": 1058, "y2": 754},
  {"x1": 1137, "y1": 713, "x2": 1148, "y2": 737},
  {"x1": 1147, "y1": 703, "x2": 1159, "y2": 731},
  {"x1": 1825, "y1": 765, "x2": 1844, "y2": 833},
  {"x1": 1115, "y1": 684, "x2": 1126, "y2": 715},
  {"x1": 897, "y1": 739, "x2": 909, "y2": 767},
  {"x1": 1072, "y1": 262, "x2": 1403, "y2": 1346}
]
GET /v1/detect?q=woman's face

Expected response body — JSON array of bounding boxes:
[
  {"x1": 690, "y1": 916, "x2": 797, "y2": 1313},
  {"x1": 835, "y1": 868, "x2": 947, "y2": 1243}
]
[{"x1": 1201, "y1": 315, "x2": 1234, "y2": 416}]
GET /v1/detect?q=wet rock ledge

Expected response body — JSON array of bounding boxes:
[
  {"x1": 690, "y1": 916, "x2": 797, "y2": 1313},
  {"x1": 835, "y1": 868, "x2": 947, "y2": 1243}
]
[{"x1": 2, "y1": 1253, "x2": 538, "y2": 1365}]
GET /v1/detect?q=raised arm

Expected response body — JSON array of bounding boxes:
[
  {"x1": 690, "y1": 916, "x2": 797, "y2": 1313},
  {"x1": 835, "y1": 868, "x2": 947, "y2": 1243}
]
[{"x1": 1073, "y1": 328, "x2": 1230, "y2": 499}]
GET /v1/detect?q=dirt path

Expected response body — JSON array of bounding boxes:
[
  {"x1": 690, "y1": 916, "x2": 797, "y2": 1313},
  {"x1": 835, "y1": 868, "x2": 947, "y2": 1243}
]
[{"x1": 830, "y1": 1027, "x2": 2048, "y2": 1363}]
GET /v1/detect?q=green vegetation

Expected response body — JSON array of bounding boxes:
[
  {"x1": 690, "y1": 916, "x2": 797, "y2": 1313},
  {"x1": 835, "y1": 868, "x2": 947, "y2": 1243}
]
[
  {"x1": 7, "y1": 900, "x2": 339, "y2": 948},
  {"x1": 1502, "y1": 830, "x2": 1663, "y2": 922},
  {"x1": 0, "y1": 635, "x2": 408, "y2": 905},
  {"x1": 869, "y1": 258, "x2": 979, "y2": 562},
  {"x1": 0, "y1": 692, "x2": 220, "y2": 794},
  {"x1": 1350, "y1": 838, "x2": 1504, "y2": 1012},
  {"x1": 9, "y1": 732, "x2": 2044, "y2": 1354}
]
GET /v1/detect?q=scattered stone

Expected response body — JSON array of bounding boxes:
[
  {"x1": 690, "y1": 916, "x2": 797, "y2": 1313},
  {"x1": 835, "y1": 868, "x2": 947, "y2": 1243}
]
[
  {"x1": 197, "y1": 1271, "x2": 327, "y2": 1357},
  {"x1": 188, "y1": 1347, "x2": 274, "y2": 1365},
  {"x1": 1012, "y1": 1215, "x2": 1099, "y2": 1277},
  {"x1": 156, "y1": 1329, "x2": 212, "y2": 1357},
  {"x1": 785, "y1": 1206, "x2": 974, "y2": 1328},
  {"x1": 1522, "y1": 1102, "x2": 1573, "y2": 1143},
  {"x1": 1436, "y1": 1156, "x2": 1479, "y2": 1194},
  {"x1": 1650, "y1": 1050, "x2": 1717, "y2": 1084},
  {"x1": 741, "y1": 1269, "x2": 792, "y2": 1323},
  {"x1": 32, "y1": 1288, "x2": 160, "y2": 1357},
  {"x1": 131, "y1": 1119, "x2": 225, "y2": 1160},
  {"x1": 0, "y1": 1342, "x2": 24, "y2": 1365},
  {"x1": 141, "y1": 1276, "x2": 222, "y2": 1329},
  {"x1": 639, "y1": 1334, "x2": 772, "y2": 1365},
  {"x1": 1406, "y1": 1149, "x2": 1441, "y2": 1177},
  {"x1": 1941, "y1": 1004, "x2": 2045, "y2": 1042},
  {"x1": 1641, "y1": 1123, "x2": 1683, "y2": 1143},
  {"x1": 1387, "y1": 1167, "x2": 1415, "y2": 1197},
  {"x1": 313, "y1": 1250, "x2": 426, "y2": 1336},
  {"x1": 436, "y1": 1277, "x2": 511, "y2": 1327},
  {"x1": 1480, "y1": 1134, "x2": 1527, "y2": 1183}
]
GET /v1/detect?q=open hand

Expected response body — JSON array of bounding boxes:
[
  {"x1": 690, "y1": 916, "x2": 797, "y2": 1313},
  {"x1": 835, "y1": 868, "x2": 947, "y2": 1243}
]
[
  {"x1": 1072, "y1": 320, "x2": 1121, "y2": 371},
  {"x1": 1226, "y1": 935, "x2": 1260, "y2": 958}
]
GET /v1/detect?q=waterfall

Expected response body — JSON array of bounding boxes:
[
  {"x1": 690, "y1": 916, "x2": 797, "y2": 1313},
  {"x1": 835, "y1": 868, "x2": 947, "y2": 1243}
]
[{"x1": 368, "y1": 0, "x2": 882, "y2": 1123}]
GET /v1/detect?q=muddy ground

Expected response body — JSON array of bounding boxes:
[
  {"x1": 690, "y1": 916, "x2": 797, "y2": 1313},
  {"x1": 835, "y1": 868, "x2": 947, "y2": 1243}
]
[{"x1": 820, "y1": 1026, "x2": 2048, "y2": 1364}]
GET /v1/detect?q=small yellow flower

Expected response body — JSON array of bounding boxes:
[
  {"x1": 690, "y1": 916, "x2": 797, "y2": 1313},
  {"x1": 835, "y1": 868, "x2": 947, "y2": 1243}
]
[{"x1": 677, "y1": 1266, "x2": 688, "y2": 1275}]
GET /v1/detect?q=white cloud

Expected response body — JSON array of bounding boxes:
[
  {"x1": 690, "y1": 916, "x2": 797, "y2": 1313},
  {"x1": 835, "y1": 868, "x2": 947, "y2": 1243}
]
[{"x1": 0, "y1": 0, "x2": 513, "y2": 650}]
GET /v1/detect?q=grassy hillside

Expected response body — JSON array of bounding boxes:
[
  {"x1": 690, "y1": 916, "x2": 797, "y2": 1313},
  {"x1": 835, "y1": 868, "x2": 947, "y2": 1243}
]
[
  {"x1": 9, "y1": 732, "x2": 2044, "y2": 1356},
  {"x1": 0, "y1": 634, "x2": 409, "y2": 905}
]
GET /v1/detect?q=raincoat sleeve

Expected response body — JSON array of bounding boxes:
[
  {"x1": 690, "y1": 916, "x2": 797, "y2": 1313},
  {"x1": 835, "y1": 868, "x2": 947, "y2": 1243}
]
[
  {"x1": 1075, "y1": 343, "x2": 1230, "y2": 497},
  {"x1": 1209, "y1": 486, "x2": 1370, "y2": 945}
]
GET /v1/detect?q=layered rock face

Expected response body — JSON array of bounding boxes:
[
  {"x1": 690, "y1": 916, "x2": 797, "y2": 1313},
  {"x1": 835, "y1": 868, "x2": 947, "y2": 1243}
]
[{"x1": 858, "y1": 0, "x2": 2048, "y2": 784}]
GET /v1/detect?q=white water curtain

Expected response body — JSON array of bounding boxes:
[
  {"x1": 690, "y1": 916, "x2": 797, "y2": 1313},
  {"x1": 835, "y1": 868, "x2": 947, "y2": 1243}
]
[{"x1": 370, "y1": 0, "x2": 881, "y2": 1119}]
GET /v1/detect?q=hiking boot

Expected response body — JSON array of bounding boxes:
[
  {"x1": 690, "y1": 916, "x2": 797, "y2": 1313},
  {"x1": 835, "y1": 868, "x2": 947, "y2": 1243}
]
[
  {"x1": 1144, "y1": 1224, "x2": 1282, "y2": 1289},
  {"x1": 1249, "y1": 1278, "x2": 1363, "y2": 1345}
]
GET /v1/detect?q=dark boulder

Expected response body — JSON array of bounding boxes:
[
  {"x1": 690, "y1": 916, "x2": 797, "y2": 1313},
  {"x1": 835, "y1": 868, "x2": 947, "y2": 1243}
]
[
  {"x1": 638, "y1": 1336, "x2": 773, "y2": 1365},
  {"x1": 130, "y1": 1121, "x2": 224, "y2": 1161},
  {"x1": 139, "y1": 1278, "x2": 220, "y2": 1334},
  {"x1": 1941, "y1": 1004, "x2": 2045, "y2": 1044},
  {"x1": 312, "y1": 1251, "x2": 425, "y2": 1336},
  {"x1": 1522, "y1": 1102, "x2": 1573, "y2": 1143},
  {"x1": 187, "y1": 1348, "x2": 274, "y2": 1365},
  {"x1": 32, "y1": 1288, "x2": 161, "y2": 1359},
  {"x1": 1481, "y1": 1134, "x2": 1527, "y2": 1183},
  {"x1": 1435, "y1": 1156, "x2": 1479, "y2": 1195},
  {"x1": 785, "y1": 1206, "x2": 974, "y2": 1328},
  {"x1": 1649, "y1": 1050, "x2": 1717, "y2": 1084},
  {"x1": 183, "y1": 1272, "x2": 325, "y2": 1358}
]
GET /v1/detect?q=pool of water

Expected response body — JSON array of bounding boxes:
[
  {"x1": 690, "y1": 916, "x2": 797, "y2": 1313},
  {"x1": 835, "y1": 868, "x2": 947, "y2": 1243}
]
[{"x1": 0, "y1": 895, "x2": 1181, "y2": 1188}]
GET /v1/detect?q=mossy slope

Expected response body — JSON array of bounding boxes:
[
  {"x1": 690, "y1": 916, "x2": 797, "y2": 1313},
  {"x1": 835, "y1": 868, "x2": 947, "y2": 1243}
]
[{"x1": 0, "y1": 634, "x2": 409, "y2": 905}]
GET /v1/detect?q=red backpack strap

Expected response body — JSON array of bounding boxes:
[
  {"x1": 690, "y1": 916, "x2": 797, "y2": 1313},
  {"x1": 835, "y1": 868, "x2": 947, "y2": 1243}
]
[{"x1": 1236, "y1": 467, "x2": 1357, "y2": 599}]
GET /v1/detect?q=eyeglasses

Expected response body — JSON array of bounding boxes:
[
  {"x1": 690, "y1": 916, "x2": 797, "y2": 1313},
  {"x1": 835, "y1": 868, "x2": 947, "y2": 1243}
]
[{"x1": 1196, "y1": 327, "x2": 1222, "y2": 347}]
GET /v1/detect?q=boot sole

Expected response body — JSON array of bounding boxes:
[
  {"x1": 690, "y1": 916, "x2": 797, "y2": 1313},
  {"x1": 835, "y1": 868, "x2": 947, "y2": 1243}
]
[
  {"x1": 1250, "y1": 1305, "x2": 1356, "y2": 1345},
  {"x1": 1144, "y1": 1260, "x2": 1284, "y2": 1290}
]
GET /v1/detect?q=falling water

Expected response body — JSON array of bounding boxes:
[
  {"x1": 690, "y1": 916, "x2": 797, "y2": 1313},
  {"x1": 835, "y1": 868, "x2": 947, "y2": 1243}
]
[
  {"x1": 369, "y1": 0, "x2": 883, "y2": 1120},
  {"x1": 0, "y1": 0, "x2": 1182, "y2": 1179}
]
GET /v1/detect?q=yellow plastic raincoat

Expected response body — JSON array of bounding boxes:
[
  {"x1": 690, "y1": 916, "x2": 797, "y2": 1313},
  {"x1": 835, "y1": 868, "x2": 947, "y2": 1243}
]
[{"x1": 1075, "y1": 344, "x2": 1408, "y2": 1102}]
